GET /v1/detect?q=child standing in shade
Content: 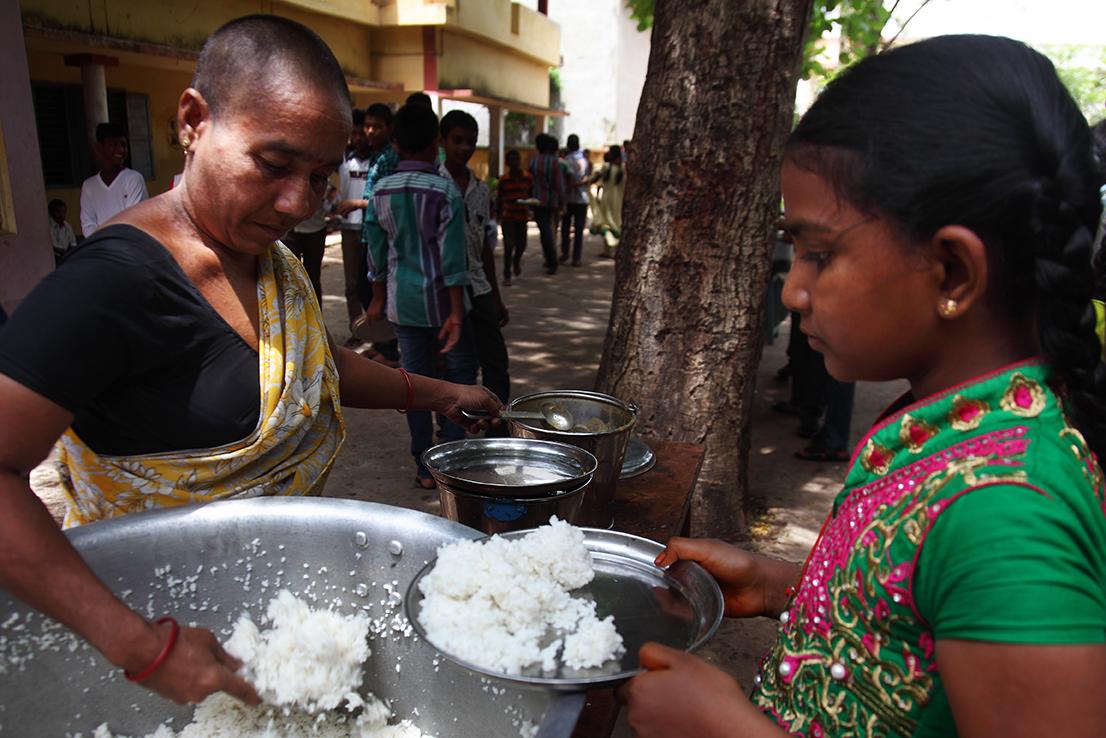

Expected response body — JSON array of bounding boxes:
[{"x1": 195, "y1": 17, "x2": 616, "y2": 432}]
[
  {"x1": 498, "y1": 149, "x2": 532, "y2": 285},
  {"x1": 529, "y1": 133, "x2": 565, "y2": 274},
  {"x1": 363, "y1": 104, "x2": 483, "y2": 488},
  {"x1": 438, "y1": 110, "x2": 511, "y2": 431}
]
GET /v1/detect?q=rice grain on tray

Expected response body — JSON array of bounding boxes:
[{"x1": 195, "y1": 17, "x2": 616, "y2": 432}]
[{"x1": 417, "y1": 516, "x2": 624, "y2": 675}]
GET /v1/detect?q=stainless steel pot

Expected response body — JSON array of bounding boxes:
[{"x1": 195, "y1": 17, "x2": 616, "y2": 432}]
[
  {"x1": 0, "y1": 498, "x2": 583, "y2": 737},
  {"x1": 509, "y1": 391, "x2": 638, "y2": 528},
  {"x1": 436, "y1": 477, "x2": 589, "y2": 534}
]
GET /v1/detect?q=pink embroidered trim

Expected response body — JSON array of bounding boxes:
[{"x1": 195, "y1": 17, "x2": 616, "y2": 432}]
[
  {"x1": 787, "y1": 427, "x2": 1031, "y2": 638},
  {"x1": 847, "y1": 357, "x2": 1045, "y2": 469}
]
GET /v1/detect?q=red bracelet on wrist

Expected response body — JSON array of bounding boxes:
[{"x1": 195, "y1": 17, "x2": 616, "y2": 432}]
[
  {"x1": 124, "y1": 616, "x2": 180, "y2": 683},
  {"x1": 396, "y1": 368, "x2": 413, "y2": 415}
]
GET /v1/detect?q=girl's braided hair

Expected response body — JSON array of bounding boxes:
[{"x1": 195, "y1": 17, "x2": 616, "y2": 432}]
[{"x1": 785, "y1": 35, "x2": 1106, "y2": 459}]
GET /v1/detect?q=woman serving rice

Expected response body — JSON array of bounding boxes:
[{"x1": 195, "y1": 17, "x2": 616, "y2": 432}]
[
  {"x1": 622, "y1": 35, "x2": 1106, "y2": 737},
  {"x1": 0, "y1": 16, "x2": 497, "y2": 707}
]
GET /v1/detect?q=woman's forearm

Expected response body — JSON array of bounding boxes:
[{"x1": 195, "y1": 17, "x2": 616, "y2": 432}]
[
  {"x1": 333, "y1": 345, "x2": 453, "y2": 412},
  {"x1": 0, "y1": 470, "x2": 163, "y2": 673}
]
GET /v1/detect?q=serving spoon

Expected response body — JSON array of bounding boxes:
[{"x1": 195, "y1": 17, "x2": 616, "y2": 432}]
[{"x1": 461, "y1": 402, "x2": 575, "y2": 431}]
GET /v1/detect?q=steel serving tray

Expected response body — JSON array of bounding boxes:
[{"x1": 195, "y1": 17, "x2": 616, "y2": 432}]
[{"x1": 0, "y1": 498, "x2": 584, "y2": 738}]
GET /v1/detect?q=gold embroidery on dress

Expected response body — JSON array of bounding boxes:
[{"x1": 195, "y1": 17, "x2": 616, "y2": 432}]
[
  {"x1": 1000, "y1": 373, "x2": 1047, "y2": 418},
  {"x1": 899, "y1": 414, "x2": 939, "y2": 453},
  {"x1": 949, "y1": 395, "x2": 988, "y2": 431},
  {"x1": 861, "y1": 439, "x2": 894, "y2": 476}
]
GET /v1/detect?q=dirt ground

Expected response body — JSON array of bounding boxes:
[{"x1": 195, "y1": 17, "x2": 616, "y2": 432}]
[{"x1": 30, "y1": 225, "x2": 906, "y2": 728}]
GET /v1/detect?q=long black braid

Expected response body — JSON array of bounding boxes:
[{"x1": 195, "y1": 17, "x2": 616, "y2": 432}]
[{"x1": 786, "y1": 35, "x2": 1106, "y2": 460}]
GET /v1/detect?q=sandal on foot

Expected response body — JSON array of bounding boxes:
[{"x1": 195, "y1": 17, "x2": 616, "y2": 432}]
[
  {"x1": 794, "y1": 447, "x2": 849, "y2": 462},
  {"x1": 415, "y1": 475, "x2": 436, "y2": 490}
]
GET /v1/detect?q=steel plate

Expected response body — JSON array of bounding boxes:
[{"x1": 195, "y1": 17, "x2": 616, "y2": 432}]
[
  {"x1": 404, "y1": 527, "x2": 723, "y2": 690},
  {"x1": 619, "y1": 437, "x2": 656, "y2": 479}
]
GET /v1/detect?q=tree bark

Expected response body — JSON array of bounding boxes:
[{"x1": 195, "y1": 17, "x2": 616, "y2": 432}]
[{"x1": 596, "y1": 0, "x2": 811, "y2": 540}]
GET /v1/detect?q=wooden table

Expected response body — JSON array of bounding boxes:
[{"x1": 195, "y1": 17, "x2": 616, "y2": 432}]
[{"x1": 569, "y1": 438, "x2": 706, "y2": 738}]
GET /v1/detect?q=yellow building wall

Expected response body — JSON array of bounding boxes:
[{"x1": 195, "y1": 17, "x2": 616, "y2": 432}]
[
  {"x1": 438, "y1": 30, "x2": 550, "y2": 107},
  {"x1": 25, "y1": 49, "x2": 194, "y2": 231},
  {"x1": 448, "y1": 0, "x2": 559, "y2": 66},
  {"x1": 370, "y1": 26, "x2": 425, "y2": 91},
  {"x1": 20, "y1": 0, "x2": 375, "y2": 79}
]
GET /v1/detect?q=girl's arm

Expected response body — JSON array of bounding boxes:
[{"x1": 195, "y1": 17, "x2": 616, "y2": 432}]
[
  {"x1": 940, "y1": 640, "x2": 1106, "y2": 737},
  {"x1": 620, "y1": 644, "x2": 788, "y2": 738}
]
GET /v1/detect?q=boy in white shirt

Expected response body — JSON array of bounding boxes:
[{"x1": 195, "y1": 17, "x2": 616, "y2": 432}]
[{"x1": 79, "y1": 122, "x2": 148, "y2": 236}]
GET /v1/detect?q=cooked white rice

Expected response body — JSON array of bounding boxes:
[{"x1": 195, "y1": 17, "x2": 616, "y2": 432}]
[
  {"x1": 225, "y1": 588, "x2": 369, "y2": 713},
  {"x1": 417, "y1": 516, "x2": 624, "y2": 674},
  {"x1": 85, "y1": 591, "x2": 432, "y2": 738}
]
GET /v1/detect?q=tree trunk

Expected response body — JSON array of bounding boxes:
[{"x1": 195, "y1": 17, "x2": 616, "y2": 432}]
[{"x1": 595, "y1": 0, "x2": 811, "y2": 540}]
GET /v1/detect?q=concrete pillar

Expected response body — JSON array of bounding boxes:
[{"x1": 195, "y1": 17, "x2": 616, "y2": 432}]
[
  {"x1": 533, "y1": 114, "x2": 547, "y2": 141},
  {"x1": 64, "y1": 54, "x2": 118, "y2": 147},
  {"x1": 488, "y1": 105, "x2": 504, "y2": 179}
]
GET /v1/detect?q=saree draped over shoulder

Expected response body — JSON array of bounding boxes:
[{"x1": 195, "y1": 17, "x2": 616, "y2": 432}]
[
  {"x1": 752, "y1": 360, "x2": 1106, "y2": 737},
  {"x1": 57, "y1": 243, "x2": 346, "y2": 528}
]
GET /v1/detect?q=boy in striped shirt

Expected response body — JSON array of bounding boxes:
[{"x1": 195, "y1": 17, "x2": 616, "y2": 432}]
[{"x1": 363, "y1": 103, "x2": 480, "y2": 487}]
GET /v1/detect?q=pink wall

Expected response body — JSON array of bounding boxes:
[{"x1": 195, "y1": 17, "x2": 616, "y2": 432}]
[{"x1": 0, "y1": 2, "x2": 53, "y2": 317}]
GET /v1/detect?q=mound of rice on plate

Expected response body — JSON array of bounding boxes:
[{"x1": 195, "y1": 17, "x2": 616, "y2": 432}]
[{"x1": 417, "y1": 516, "x2": 624, "y2": 675}]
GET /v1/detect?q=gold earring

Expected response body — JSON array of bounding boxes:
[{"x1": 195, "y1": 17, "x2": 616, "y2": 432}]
[{"x1": 939, "y1": 298, "x2": 959, "y2": 317}]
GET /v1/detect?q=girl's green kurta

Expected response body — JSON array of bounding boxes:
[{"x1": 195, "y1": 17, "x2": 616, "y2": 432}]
[{"x1": 752, "y1": 361, "x2": 1106, "y2": 737}]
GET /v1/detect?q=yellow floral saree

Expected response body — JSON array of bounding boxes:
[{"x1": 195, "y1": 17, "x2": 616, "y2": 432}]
[{"x1": 57, "y1": 243, "x2": 346, "y2": 527}]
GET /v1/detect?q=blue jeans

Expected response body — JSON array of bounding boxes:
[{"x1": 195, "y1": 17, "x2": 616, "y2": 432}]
[
  {"x1": 392, "y1": 322, "x2": 479, "y2": 476},
  {"x1": 812, "y1": 379, "x2": 856, "y2": 452},
  {"x1": 533, "y1": 206, "x2": 558, "y2": 271}
]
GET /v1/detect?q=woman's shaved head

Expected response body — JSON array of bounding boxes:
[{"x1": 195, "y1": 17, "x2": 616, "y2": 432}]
[{"x1": 191, "y1": 14, "x2": 351, "y2": 119}]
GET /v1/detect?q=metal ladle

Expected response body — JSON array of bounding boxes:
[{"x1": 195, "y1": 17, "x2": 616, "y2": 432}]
[{"x1": 460, "y1": 402, "x2": 575, "y2": 431}]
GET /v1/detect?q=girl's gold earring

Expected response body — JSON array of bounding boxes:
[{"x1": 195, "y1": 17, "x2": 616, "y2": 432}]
[{"x1": 939, "y1": 298, "x2": 959, "y2": 317}]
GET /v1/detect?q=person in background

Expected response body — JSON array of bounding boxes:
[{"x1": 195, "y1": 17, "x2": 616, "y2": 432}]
[
  {"x1": 79, "y1": 122, "x2": 148, "y2": 236},
  {"x1": 48, "y1": 199, "x2": 77, "y2": 264},
  {"x1": 529, "y1": 133, "x2": 565, "y2": 275},
  {"x1": 591, "y1": 145, "x2": 625, "y2": 256},
  {"x1": 622, "y1": 35, "x2": 1106, "y2": 738},
  {"x1": 560, "y1": 134, "x2": 590, "y2": 267},
  {"x1": 335, "y1": 108, "x2": 373, "y2": 347},
  {"x1": 351, "y1": 102, "x2": 401, "y2": 366},
  {"x1": 282, "y1": 200, "x2": 329, "y2": 302},
  {"x1": 498, "y1": 149, "x2": 532, "y2": 286},
  {"x1": 364, "y1": 103, "x2": 482, "y2": 489},
  {"x1": 439, "y1": 110, "x2": 511, "y2": 433}
]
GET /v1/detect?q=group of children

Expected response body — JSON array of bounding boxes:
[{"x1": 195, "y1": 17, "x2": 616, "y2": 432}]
[{"x1": 355, "y1": 99, "x2": 510, "y2": 487}]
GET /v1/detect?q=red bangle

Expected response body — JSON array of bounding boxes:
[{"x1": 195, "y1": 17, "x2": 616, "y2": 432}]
[
  {"x1": 396, "y1": 368, "x2": 413, "y2": 415},
  {"x1": 124, "y1": 616, "x2": 180, "y2": 682}
]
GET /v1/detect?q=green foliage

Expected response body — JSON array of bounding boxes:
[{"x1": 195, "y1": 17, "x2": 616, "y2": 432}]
[
  {"x1": 624, "y1": 0, "x2": 916, "y2": 82},
  {"x1": 804, "y1": 0, "x2": 891, "y2": 80},
  {"x1": 1040, "y1": 45, "x2": 1106, "y2": 124},
  {"x1": 549, "y1": 67, "x2": 562, "y2": 92},
  {"x1": 626, "y1": 0, "x2": 654, "y2": 32}
]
